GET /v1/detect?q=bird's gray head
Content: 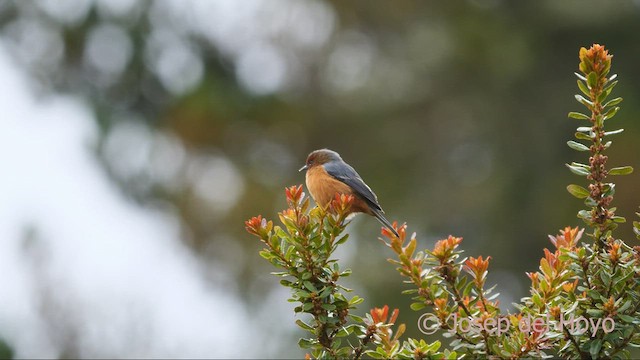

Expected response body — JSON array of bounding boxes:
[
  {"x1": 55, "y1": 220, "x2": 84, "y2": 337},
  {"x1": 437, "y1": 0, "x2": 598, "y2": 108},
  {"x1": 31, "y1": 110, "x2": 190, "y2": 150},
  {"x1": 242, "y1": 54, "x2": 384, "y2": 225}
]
[{"x1": 299, "y1": 149, "x2": 342, "y2": 172}]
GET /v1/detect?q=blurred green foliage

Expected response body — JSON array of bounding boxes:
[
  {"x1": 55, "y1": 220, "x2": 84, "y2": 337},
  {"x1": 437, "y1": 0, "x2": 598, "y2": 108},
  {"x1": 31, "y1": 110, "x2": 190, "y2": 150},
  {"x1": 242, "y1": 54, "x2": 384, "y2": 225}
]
[
  {"x1": 0, "y1": 339, "x2": 12, "y2": 360},
  {"x1": 2, "y1": 0, "x2": 640, "y2": 356}
]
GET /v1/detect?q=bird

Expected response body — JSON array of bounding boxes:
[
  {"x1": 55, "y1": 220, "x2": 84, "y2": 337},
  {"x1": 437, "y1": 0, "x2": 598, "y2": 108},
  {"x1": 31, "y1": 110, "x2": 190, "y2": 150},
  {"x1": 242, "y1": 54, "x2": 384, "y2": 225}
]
[{"x1": 299, "y1": 149, "x2": 399, "y2": 237}]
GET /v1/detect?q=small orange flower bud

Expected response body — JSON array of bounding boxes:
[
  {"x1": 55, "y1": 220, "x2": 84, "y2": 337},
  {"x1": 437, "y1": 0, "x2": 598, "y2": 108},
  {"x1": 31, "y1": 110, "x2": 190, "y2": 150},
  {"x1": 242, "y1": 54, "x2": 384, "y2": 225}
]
[
  {"x1": 381, "y1": 227, "x2": 396, "y2": 239},
  {"x1": 608, "y1": 241, "x2": 621, "y2": 263},
  {"x1": 464, "y1": 256, "x2": 491, "y2": 277},
  {"x1": 434, "y1": 298, "x2": 447, "y2": 311},
  {"x1": 541, "y1": 248, "x2": 562, "y2": 274},
  {"x1": 285, "y1": 184, "x2": 305, "y2": 206},
  {"x1": 549, "y1": 226, "x2": 583, "y2": 250},
  {"x1": 330, "y1": 193, "x2": 354, "y2": 215},
  {"x1": 603, "y1": 296, "x2": 616, "y2": 316},
  {"x1": 431, "y1": 236, "x2": 463, "y2": 263},
  {"x1": 371, "y1": 305, "x2": 389, "y2": 324},
  {"x1": 461, "y1": 296, "x2": 471, "y2": 308},
  {"x1": 245, "y1": 215, "x2": 266, "y2": 236},
  {"x1": 389, "y1": 308, "x2": 399, "y2": 324},
  {"x1": 579, "y1": 44, "x2": 612, "y2": 75},
  {"x1": 433, "y1": 297, "x2": 449, "y2": 320},
  {"x1": 562, "y1": 279, "x2": 578, "y2": 293}
]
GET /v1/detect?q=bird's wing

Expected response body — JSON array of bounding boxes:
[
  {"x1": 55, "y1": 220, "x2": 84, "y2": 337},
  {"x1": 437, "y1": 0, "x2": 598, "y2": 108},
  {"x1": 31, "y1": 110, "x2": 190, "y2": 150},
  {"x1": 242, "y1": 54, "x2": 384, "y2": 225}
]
[{"x1": 323, "y1": 161, "x2": 383, "y2": 212}]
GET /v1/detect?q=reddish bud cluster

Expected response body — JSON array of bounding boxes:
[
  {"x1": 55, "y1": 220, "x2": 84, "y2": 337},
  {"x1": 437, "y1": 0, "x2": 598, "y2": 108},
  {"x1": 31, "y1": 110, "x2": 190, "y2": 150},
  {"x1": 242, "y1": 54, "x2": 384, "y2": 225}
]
[
  {"x1": 542, "y1": 248, "x2": 560, "y2": 276},
  {"x1": 285, "y1": 184, "x2": 305, "y2": 206},
  {"x1": 370, "y1": 305, "x2": 399, "y2": 325},
  {"x1": 464, "y1": 256, "x2": 491, "y2": 288},
  {"x1": 245, "y1": 215, "x2": 272, "y2": 238},
  {"x1": 433, "y1": 297, "x2": 449, "y2": 320},
  {"x1": 366, "y1": 305, "x2": 405, "y2": 356},
  {"x1": 381, "y1": 222, "x2": 408, "y2": 252},
  {"x1": 381, "y1": 221, "x2": 403, "y2": 240},
  {"x1": 432, "y1": 236, "x2": 463, "y2": 264},
  {"x1": 561, "y1": 279, "x2": 578, "y2": 293},
  {"x1": 548, "y1": 226, "x2": 583, "y2": 250},
  {"x1": 578, "y1": 44, "x2": 612, "y2": 75},
  {"x1": 608, "y1": 241, "x2": 621, "y2": 264},
  {"x1": 603, "y1": 296, "x2": 617, "y2": 316},
  {"x1": 330, "y1": 193, "x2": 354, "y2": 215}
]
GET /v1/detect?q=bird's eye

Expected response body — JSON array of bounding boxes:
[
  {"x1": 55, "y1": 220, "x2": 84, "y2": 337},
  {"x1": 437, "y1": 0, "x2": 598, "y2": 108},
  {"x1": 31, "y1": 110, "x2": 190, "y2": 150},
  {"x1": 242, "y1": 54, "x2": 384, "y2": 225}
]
[{"x1": 308, "y1": 159, "x2": 314, "y2": 165}]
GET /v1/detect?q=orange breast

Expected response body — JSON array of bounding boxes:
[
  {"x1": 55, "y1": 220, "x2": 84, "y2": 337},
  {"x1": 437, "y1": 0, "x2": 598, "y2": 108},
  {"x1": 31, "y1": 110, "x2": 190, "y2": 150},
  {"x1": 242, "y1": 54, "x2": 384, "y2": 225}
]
[{"x1": 306, "y1": 165, "x2": 354, "y2": 207}]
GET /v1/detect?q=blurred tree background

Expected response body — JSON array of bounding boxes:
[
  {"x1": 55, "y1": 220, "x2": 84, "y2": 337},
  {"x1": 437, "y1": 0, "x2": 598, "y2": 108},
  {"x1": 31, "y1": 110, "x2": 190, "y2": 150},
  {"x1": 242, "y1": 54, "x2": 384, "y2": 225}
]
[{"x1": 1, "y1": 0, "x2": 639, "y2": 357}]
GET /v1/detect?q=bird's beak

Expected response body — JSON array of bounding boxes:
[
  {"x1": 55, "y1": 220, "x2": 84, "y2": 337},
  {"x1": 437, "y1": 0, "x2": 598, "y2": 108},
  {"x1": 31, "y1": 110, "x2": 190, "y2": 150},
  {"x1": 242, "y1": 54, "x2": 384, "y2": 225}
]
[{"x1": 299, "y1": 164, "x2": 308, "y2": 172}]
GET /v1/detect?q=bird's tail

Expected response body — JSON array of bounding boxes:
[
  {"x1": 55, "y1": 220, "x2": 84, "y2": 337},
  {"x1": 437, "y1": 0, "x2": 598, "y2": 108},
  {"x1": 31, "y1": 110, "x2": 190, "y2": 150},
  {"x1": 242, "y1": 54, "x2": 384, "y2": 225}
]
[{"x1": 371, "y1": 209, "x2": 400, "y2": 238}]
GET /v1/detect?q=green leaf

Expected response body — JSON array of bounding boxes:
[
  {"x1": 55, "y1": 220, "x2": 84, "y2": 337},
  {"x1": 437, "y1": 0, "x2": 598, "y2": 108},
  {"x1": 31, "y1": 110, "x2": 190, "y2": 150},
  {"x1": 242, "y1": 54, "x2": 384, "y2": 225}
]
[
  {"x1": 567, "y1": 184, "x2": 590, "y2": 199},
  {"x1": 577, "y1": 80, "x2": 590, "y2": 97},
  {"x1": 587, "y1": 71, "x2": 598, "y2": 89},
  {"x1": 321, "y1": 303, "x2": 336, "y2": 311},
  {"x1": 259, "y1": 249, "x2": 274, "y2": 260},
  {"x1": 531, "y1": 293, "x2": 543, "y2": 308},
  {"x1": 296, "y1": 319, "x2": 314, "y2": 331},
  {"x1": 567, "y1": 141, "x2": 590, "y2": 152},
  {"x1": 590, "y1": 339, "x2": 603, "y2": 359},
  {"x1": 581, "y1": 55, "x2": 594, "y2": 71},
  {"x1": 566, "y1": 163, "x2": 590, "y2": 176},
  {"x1": 587, "y1": 308, "x2": 605, "y2": 318},
  {"x1": 349, "y1": 295, "x2": 364, "y2": 305},
  {"x1": 575, "y1": 94, "x2": 594, "y2": 109},
  {"x1": 604, "y1": 129, "x2": 624, "y2": 136},
  {"x1": 405, "y1": 238, "x2": 417, "y2": 258},
  {"x1": 603, "y1": 106, "x2": 620, "y2": 121},
  {"x1": 618, "y1": 314, "x2": 636, "y2": 323},
  {"x1": 367, "y1": 350, "x2": 386, "y2": 359},
  {"x1": 337, "y1": 324, "x2": 359, "y2": 337},
  {"x1": 612, "y1": 216, "x2": 626, "y2": 223},
  {"x1": 602, "y1": 183, "x2": 615, "y2": 196},
  {"x1": 609, "y1": 166, "x2": 633, "y2": 175},
  {"x1": 578, "y1": 209, "x2": 591, "y2": 220},
  {"x1": 335, "y1": 234, "x2": 349, "y2": 245},
  {"x1": 603, "y1": 79, "x2": 618, "y2": 93},
  {"x1": 584, "y1": 196, "x2": 597, "y2": 207},
  {"x1": 340, "y1": 268, "x2": 352, "y2": 277},
  {"x1": 575, "y1": 132, "x2": 593, "y2": 140},
  {"x1": 319, "y1": 285, "x2": 332, "y2": 298},
  {"x1": 298, "y1": 338, "x2": 316, "y2": 349},
  {"x1": 410, "y1": 302, "x2": 427, "y2": 311},
  {"x1": 598, "y1": 86, "x2": 613, "y2": 103},
  {"x1": 568, "y1": 112, "x2": 591, "y2": 120},
  {"x1": 303, "y1": 281, "x2": 318, "y2": 292},
  {"x1": 603, "y1": 97, "x2": 623, "y2": 108}
]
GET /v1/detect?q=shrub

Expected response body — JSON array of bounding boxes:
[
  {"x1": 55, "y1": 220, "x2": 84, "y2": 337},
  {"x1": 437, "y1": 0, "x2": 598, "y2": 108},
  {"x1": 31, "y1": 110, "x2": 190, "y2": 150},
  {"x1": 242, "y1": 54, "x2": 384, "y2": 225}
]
[{"x1": 246, "y1": 44, "x2": 640, "y2": 359}]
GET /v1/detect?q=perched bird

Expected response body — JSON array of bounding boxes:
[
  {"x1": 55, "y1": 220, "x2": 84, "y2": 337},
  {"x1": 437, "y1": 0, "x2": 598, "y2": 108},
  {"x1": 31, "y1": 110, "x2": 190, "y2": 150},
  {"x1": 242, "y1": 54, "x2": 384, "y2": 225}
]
[{"x1": 299, "y1": 149, "x2": 399, "y2": 237}]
